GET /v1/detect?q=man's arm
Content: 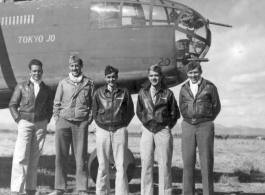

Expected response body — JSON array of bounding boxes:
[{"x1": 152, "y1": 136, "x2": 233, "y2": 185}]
[
  {"x1": 53, "y1": 81, "x2": 63, "y2": 121},
  {"x1": 46, "y1": 87, "x2": 53, "y2": 123},
  {"x1": 136, "y1": 90, "x2": 144, "y2": 123},
  {"x1": 212, "y1": 85, "x2": 221, "y2": 120},
  {"x1": 169, "y1": 92, "x2": 180, "y2": 129},
  {"x1": 92, "y1": 90, "x2": 99, "y2": 122},
  {"x1": 124, "y1": 89, "x2": 135, "y2": 126},
  {"x1": 9, "y1": 84, "x2": 22, "y2": 123},
  {"x1": 87, "y1": 82, "x2": 95, "y2": 125}
]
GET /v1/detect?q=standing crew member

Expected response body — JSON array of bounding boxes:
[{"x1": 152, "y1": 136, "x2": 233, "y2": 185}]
[
  {"x1": 136, "y1": 64, "x2": 180, "y2": 195},
  {"x1": 9, "y1": 59, "x2": 53, "y2": 195},
  {"x1": 92, "y1": 65, "x2": 134, "y2": 195},
  {"x1": 179, "y1": 61, "x2": 221, "y2": 195},
  {"x1": 49, "y1": 55, "x2": 94, "y2": 195}
]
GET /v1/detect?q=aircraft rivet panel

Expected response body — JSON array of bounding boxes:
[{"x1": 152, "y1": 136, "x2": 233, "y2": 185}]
[{"x1": 0, "y1": 15, "x2": 34, "y2": 26}]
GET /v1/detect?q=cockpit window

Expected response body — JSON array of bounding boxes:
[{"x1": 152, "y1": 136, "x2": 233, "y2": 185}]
[
  {"x1": 152, "y1": 6, "x2": 168, "y2": 25},
  {"x1": 90, "y1": 2, "x2": 120, "y2": 28},
  {"x1": 152, "y1": 6, "x2": 180, "y2": 26},
  {"x1": 122, "y1": 3, "x2": 150, "y2": 26}
]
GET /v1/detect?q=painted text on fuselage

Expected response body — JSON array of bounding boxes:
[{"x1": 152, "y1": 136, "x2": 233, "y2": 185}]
[{"x1": 18, "y1": 35, "x2": 56, "y2": 44}]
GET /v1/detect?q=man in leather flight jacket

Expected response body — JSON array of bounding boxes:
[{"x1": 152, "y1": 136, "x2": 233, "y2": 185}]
[
  {"x1": 92, "y1": 65, "x2": 134, "y2": 195},
  {"x1": 136, "y1": 64, "x2": 180, "y2": 195},
  {"x1": 9, "y1": 59, "x2": 53, "y2": 195},
  {"x1": 179, "y1": 61, "x2": 221, "y2": 195}
]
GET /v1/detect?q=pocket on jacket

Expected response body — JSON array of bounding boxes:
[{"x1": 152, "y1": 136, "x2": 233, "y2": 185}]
[
  {"x1": 21, "y1": 100, "x2": 29, "y2": 106},
  {"x1": 97, "y1": 109, "x2": 105, "y2": 123},
  {"x1": 180, "y1": 102, "x2": 188, "y2": 117},
  {"x1": 197, "y1": 102, "x2": 213, "y2": 117},
  {"x1": 141, "y1": 110, "x2": 152, "y2": 125},
  {"x1": 155, "y1": 110, "x2": 170, "y2": 123}
]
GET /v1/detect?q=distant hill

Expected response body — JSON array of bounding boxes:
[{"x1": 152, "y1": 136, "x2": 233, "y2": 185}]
[
  {"x1": 127, "y1": 123, "x2": 265, "y2": 136},
  {"x1": 1, "y1": 122, "x2": 265, "y2": 136}
]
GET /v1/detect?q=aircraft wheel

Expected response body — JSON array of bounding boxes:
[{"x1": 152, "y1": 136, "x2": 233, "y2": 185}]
[{"x1": 88, "y1": 148, "x2": 136, "y2": 183}]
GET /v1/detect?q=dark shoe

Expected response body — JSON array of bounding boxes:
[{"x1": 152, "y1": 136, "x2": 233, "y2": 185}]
[
  {"x1": 10, "y1": 192, "x2": 19, "y2": 195},
  {"x1": 78, "y1": 191, "x2": 89, "y2": 195},
  {"x1": 47, "y1": 190, "x2": 65, "y2": 195},
  {"x1": 26, "y1": 190, "x2": 42, "y2": 195}
]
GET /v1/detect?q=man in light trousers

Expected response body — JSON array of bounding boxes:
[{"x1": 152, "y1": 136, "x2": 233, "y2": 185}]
[
  {"x1": 49, "y1": 55, "x2": 94, "y2": 195},
  {"x1": 9, "y1": 59, "x2": 53, "y2": 195},
  {"x1": 179, "y1": 61, "x2": 221, "y2": 195},
  {"x1": 136, "y1": 64, "x2": 180, "y2": 195},
  {"x1": 92, "y1": 65, "x2": 135, "y2": 195}
]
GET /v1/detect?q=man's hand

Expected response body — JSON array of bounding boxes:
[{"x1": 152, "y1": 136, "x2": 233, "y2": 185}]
[{"x1": 54, "y1": 115, "x2": 59, "y2": 124}]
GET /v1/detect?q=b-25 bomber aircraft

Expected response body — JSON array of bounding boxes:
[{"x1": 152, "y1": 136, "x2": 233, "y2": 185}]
[
  {"x1": 0, "y1": 0, "x2": 232, "y2": 184},
  {"x1": 0, "y1": 0, "x2": 230, "y2": 108}
]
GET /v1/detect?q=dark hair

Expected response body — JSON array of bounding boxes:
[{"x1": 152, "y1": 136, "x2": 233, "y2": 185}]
[
  {"x1": 79, "y1": 59, "x2": 83, "y2": 66},
  {"x1": 186, "y1": 61, "x2": 202, "y2": 73},
  {"x1": 105, "y1": 65, "x2": 119, "y2": 76},
  {"x1": 28, "y1": 59, "x2": 43, "y2": 70}
]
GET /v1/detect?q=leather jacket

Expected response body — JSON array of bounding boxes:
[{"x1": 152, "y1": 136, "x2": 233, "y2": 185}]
[
  {"x1": 53, "y1": 76, "x2": 94, "y2": 122},
  {"x1": 179, "y1": 78, "x2": 221, "y2": 125},
  {"x1": 9, "y1": 80, "x2": 53, "y2": 123},
  {"x1": 92, "y1": 84, "x2": 135, "y2": 131},
  {"x1": 136, "y1": 82, "x2": 180, "y2": 132}
]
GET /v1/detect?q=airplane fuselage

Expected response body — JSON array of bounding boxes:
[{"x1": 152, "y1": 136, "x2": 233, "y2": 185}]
[{"x1": 0, "y1": 0, "x2": 211, "y2": 108}]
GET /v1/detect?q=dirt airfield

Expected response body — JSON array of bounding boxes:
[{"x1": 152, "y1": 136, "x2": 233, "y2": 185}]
[{"x1": 0, "y1": 132, "x2": 264, "y2": 195}]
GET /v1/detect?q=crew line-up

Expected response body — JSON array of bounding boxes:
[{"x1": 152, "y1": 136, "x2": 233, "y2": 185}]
[{"x1": 9, "y1": 55, "x2": 220, "y2": 195}]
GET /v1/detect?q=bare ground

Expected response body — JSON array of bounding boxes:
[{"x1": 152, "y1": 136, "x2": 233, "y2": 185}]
[{"x1": 0, "y1": 132, "x2": 264, "y2": 195}]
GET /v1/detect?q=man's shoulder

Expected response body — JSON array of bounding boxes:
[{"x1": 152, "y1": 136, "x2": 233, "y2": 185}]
[
  {"x1": 19, "y1": 80, "x2": 29, "y2": 86},
  {"x1": 164, "y1": 87, "x2": 173, "y2": 94},
  {"x1": 94, "y1": 85, "x2": 105, "y2": 94},
  {"x1": 41, "y1": 81, "x2": 52, "y2": 91},
  {"x1": 203, "y1": 78, "x2": 217, "y2": 88},
  {"x1": 117, "y1": 84, "x2": 130, "y2": 92},
  {"x1": 14, "y1": 81, "x2": 29, "y2": 90},
  {"x1": 181, "y1": 80, "x2": 189, "y2": 88},
  {"x1": 83, "y1": 76, "x2": 94, "y2": 86}
]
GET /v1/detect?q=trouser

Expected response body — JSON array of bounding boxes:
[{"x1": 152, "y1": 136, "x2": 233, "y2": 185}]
[
  {"x1": 11, "y1": 119, "x2": 48, "y2": 193},
  {"x1": 54, "y1": 117, "x2": 89, "y2": 191},
  {"x1": 181, "y1": 121, "x2": 215, "y2": 195},
  {"x1": 140, "y1": 126, "x2": 173, "y2": 195},
  {"x1": 96, "y1": 126, "x2": 129, "y2": 195}
]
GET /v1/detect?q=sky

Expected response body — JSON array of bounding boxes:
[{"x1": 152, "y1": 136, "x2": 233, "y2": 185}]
[
  {"x1": 0, "y1": 0, "x2": 264, "y2": 129},
  {"x1": 172, "y1": 0, "x2": 265, "y2": 128}
]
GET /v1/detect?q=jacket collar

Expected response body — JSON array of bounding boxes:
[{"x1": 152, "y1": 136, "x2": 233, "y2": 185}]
[
  {"x1": 184, "y1": 77, "x2": 208, "y2": 97},
  {"x1": 27, "y1": 79, "x2": 45, "y2": 87},
  {"x1": 104, "y1": 83, "x2": 124, "y2": 94},
  {"x1": 142, "y1": 80, "x2": 167, "y2": 94},
  {"x1": 65, "y1": 76, "x2": 89, "y2": 97}
]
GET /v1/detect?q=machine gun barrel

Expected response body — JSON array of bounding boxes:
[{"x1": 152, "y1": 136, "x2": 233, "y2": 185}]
[
  {"x1": 208, "y1": 21, "x2": 232, "y2": 28},
  {"x1": 187, "y1": 58, "x2": 209, "y2": 62}
]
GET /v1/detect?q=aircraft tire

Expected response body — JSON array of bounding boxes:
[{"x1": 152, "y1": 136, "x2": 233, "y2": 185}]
[{"x1": 88, "y1": 148, "x2": 136, "y2": 183}]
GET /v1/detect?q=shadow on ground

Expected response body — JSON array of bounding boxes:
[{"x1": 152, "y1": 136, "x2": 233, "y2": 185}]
[
  {"x1": 0, "y1": 154, "x2": 79, "y2": 189},
  {"x1": 0, "y1": 153, "x2": 264, "y2": 194}
]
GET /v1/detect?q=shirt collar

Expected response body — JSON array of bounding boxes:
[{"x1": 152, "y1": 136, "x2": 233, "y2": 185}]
[
  {"x1": 189, "y1": 77, "x2": 202, "y2": 86},
  {"x1": 104, "y1": 84, "x2": 122, "y2": 93}
]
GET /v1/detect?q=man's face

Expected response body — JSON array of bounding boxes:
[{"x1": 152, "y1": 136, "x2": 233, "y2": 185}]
[
  {"x1": 69, "y1": 62, "x2": 82, "y2": 77},
  {"x1": 105, "y1": 72, "x2": 118, "y2": 87},
  {"x1": 30, "y1": 65, "x2": 43, "y2": 81},
  {"x1": 187, "y1": 68, "x2": 202, "y2": 84},
  {"x1": 148, "y1": 70, "x2": 162, "y2": 87}
]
